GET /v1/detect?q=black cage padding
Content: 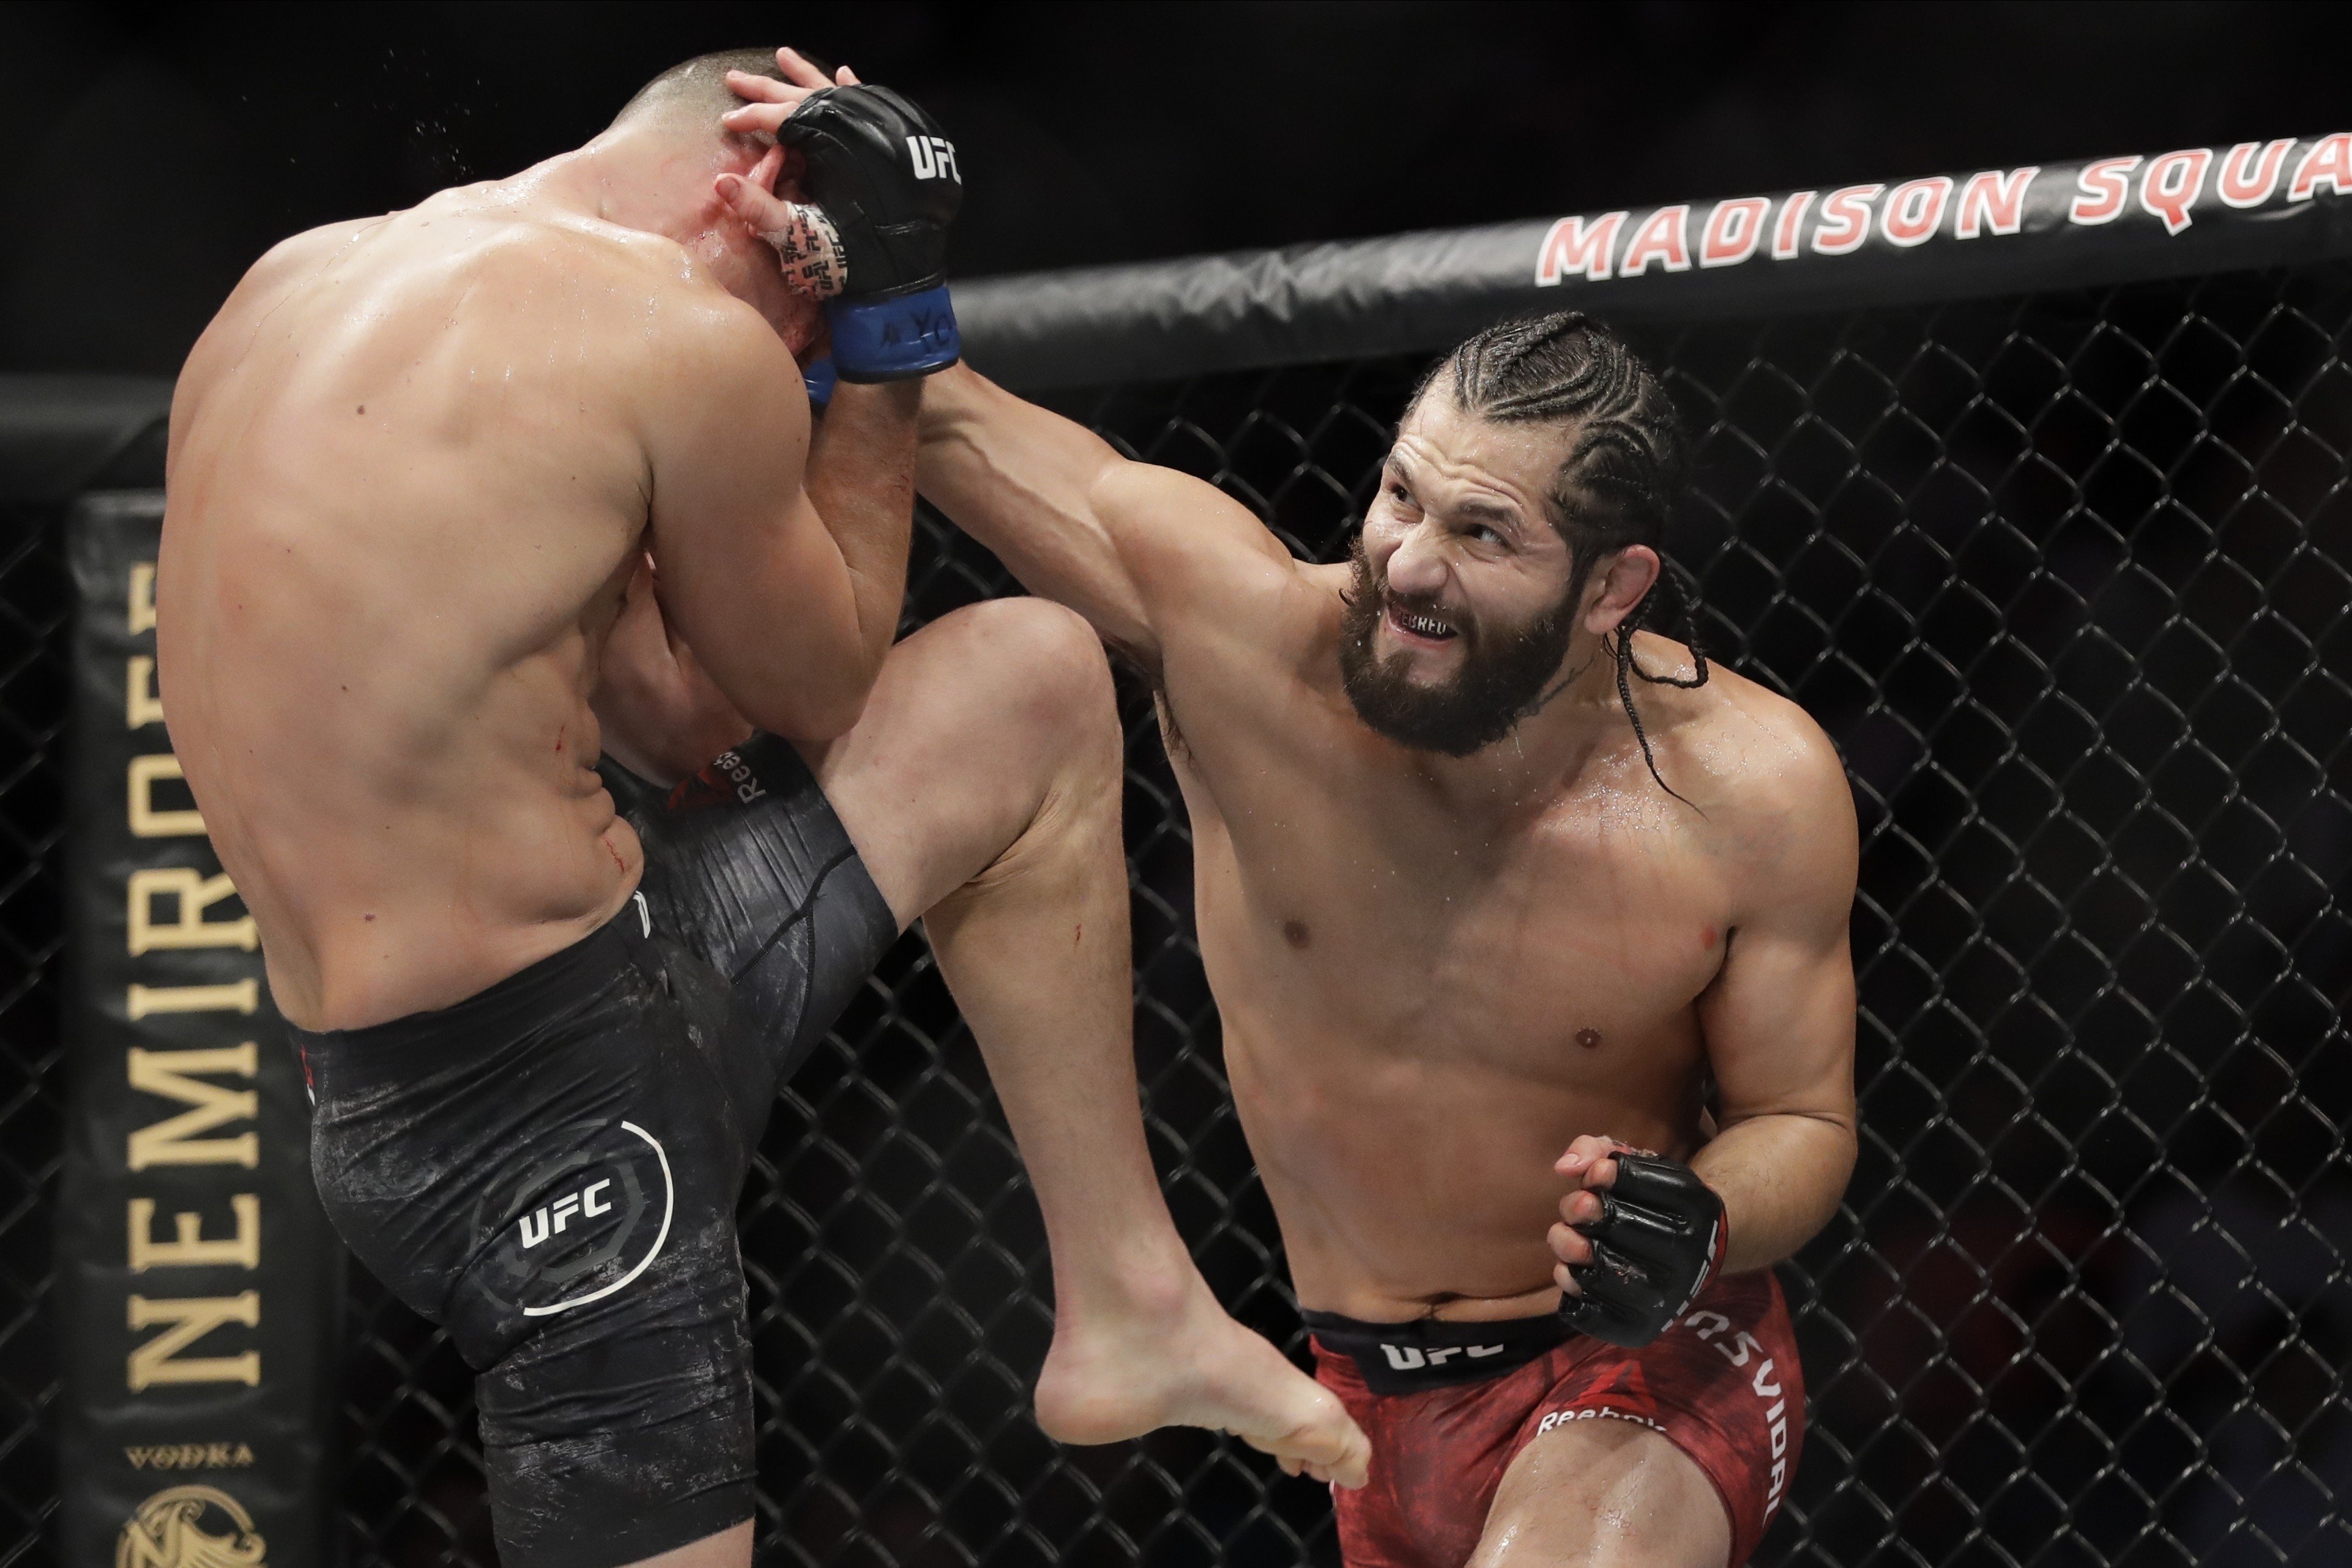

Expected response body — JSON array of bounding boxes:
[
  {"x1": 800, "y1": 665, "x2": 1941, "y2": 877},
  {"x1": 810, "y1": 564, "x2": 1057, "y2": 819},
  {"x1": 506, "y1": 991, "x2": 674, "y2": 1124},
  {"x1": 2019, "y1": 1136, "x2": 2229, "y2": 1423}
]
[{"x1": 955, "y1": 138, "x2": 2352, "y2": 389}]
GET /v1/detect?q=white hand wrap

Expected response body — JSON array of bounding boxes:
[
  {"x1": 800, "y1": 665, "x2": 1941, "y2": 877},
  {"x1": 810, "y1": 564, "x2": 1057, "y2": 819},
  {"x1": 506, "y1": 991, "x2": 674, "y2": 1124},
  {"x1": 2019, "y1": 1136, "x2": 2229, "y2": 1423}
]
[{"x1": 761, "y1": 203, "x2": 849, "y2": 300}]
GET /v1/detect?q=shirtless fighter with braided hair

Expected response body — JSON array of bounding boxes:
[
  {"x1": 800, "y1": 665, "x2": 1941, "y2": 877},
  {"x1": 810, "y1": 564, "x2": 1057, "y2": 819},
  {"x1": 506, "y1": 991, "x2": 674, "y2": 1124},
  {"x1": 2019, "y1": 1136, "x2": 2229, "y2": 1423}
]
[
  {"x1": 773, "y1": 133, "x2": 1859, "y2": 1562},
  {"x1": 902, "y1": 309, "x2": 1860, "y2": 1568}
]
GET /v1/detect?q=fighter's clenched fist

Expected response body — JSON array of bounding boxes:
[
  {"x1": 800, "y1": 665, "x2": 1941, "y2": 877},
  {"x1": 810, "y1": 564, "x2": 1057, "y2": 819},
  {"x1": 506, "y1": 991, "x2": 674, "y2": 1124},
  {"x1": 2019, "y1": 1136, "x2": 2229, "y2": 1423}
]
[
  {"x1": 1550, "y1": 1135, "x2": 1729, "y2": 1348},
  {"x1": 719, "y1": 49, "x2": 962, "y2": 381}
]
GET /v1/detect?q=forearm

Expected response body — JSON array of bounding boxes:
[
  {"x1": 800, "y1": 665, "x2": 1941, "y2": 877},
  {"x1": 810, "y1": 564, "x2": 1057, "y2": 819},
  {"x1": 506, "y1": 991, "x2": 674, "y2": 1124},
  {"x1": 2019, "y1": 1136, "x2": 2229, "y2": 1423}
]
[
  {"x1": 588, "y1": 559, "x2": 754, "y2": 785},
  {"x1": 1690, "y1": 1112, "x2": 1856, "y2": 1273},
  {"x1": 592, "y1": 654, "x2": 753, "y2": 788},
  {"x1": 915, "y1": 367, "x2": 1161, "y2": 650},
  {"x1": 917, "y1": 366, "x2": 1108, "y2": 555},
  {"x1": 805, "y1": 378, "x2": 923, "y2": 678}
]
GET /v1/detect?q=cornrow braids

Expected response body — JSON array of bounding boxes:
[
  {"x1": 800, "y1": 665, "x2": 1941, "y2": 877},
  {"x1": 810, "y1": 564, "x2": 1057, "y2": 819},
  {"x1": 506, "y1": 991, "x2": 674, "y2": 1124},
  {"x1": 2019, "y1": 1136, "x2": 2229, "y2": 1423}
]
[
  {"x1": 1417, "y1": 310, "x2": 1705, "y2": 800},
  {"x1": 1607, "y1": 559, "x2": 1710, "y2": 807}
]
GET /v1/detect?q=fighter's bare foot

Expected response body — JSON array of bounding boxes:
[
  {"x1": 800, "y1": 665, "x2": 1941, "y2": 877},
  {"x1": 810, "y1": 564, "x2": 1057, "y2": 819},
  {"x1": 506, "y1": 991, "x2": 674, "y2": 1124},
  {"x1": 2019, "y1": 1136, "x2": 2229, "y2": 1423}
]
[{"x1": 1032, "y1": 1270, "x2": 1372, "y2": 1488}]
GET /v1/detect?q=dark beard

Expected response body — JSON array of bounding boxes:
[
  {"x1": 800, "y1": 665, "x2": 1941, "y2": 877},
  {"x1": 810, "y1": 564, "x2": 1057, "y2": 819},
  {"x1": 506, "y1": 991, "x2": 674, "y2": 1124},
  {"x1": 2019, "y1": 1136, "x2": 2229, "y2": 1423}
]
[{"x1": 1336, "y1": 538, "x2": 1580, "y2": 757}]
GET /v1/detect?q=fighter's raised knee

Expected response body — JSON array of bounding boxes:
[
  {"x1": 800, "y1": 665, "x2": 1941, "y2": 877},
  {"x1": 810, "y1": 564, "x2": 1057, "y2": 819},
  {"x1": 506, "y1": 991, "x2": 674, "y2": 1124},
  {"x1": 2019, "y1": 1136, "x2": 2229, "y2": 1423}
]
[{"x1": 918, "y1": 594, "x2": 1121, "y2": 750}]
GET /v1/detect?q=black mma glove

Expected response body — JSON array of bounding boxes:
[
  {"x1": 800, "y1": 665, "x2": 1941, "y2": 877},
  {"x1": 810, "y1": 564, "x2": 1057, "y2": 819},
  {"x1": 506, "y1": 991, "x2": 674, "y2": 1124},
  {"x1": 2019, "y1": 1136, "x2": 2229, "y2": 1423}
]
[
  {"x1": 775, "y1": 84, "x2": 962, "y2": 382},
  {"x1": 1558, "y1": 1150, "x2": 1728, "y2": 1348}
]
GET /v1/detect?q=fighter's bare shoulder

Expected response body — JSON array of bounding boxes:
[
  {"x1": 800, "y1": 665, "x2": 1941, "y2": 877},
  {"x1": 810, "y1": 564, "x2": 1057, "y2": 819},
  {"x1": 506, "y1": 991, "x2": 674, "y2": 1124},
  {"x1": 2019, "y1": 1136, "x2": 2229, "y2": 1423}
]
[
  {"x1": 1093, "y1": 457, "x2": 1298, "y2": 581},
  {"x1": 1639, "y1": 633, "x2": 1859, "y2": 885},
  {"x1": 239, "y1": 215, "x2": 387, "y2": 288},
  {"x1": 1089, "y1": 456, "x2": 1327, "y2": 659},
  {"x1": 496, "y1": 208, "x2": 791, "y2": 367},
  {"x1": 452, "y1": 204, "x2": 803, "y2": 425},
  {"x1": 182, "y1": 216, "x2": 385, "y2": 366}
]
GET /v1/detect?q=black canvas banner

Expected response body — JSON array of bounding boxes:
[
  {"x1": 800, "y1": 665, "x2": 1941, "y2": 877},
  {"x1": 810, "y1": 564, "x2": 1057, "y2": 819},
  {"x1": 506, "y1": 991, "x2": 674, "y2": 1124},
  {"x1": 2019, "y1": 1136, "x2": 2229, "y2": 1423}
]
[
  {"x1": 54, "y1": 492, "x2": 341, "y2": 1566},
  {"x1": 959, "y1": 132, "x2": 2352, "y2": 387}
]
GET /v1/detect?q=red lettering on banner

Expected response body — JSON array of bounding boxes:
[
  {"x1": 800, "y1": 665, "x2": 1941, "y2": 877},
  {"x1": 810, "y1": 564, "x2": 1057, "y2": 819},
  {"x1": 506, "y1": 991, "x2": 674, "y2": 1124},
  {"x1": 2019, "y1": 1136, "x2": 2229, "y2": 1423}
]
[
  {"x1": 1811, "y1": 185, "x2": 1881, "y2": 255},
  {"x1": 2070, "y1": 156, "x2": 2140, "y2": 224},
  {"x1": 1771, "y1": 191, "x2": 1815, "y2": 259},
  {"x1": 1620, "y1": 206, "x2": 1692, "y2": 275},
  {"x1": 1534, "y1": 212, "x2": 1626, "y2": 285},
  {"x1": 2290, "y1": 133, "x2": 2352, "y2": 202},
  {"x1": 1956, "y1": 167, "x2": 2038, "y2": 238},
  {"x1": 1879, "y1": 176, "x2": 1954, "y2": 247},
  {"x1": 2218, "y1": 139, "x2": 2294, "y2": 207},
  {"x1": 1699, "y1": 198, "x2": 1770, "y2": 268},
  {"x1": 2138, "y1": 148, "x2": 2211, "y2": 234}
]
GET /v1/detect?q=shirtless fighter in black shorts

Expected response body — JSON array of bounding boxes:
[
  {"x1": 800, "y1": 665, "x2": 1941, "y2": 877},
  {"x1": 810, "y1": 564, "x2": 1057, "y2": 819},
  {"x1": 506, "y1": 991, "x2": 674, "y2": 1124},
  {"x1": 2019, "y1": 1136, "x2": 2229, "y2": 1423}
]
[{"x1": 160, "y1": 47, "x2": 1363, "y2": 1568}]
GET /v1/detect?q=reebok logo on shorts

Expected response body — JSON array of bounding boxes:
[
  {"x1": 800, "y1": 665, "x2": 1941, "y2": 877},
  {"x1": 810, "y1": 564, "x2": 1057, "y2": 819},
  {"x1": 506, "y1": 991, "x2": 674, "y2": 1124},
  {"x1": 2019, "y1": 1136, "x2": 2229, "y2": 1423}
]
[
  {"x1": 666, "y1": 750, "x2": 767, "y2": 812},
  {"x1": 467, "y1": 1119, "x2": 675, "y2": 1318}
]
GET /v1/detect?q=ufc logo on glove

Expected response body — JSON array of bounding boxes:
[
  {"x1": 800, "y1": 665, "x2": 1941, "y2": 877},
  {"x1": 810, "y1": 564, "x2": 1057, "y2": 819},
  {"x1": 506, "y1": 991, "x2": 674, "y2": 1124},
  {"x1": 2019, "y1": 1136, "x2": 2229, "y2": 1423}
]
[{"x1": 906, "y1": 135, "x2": 960, "y2": 182}]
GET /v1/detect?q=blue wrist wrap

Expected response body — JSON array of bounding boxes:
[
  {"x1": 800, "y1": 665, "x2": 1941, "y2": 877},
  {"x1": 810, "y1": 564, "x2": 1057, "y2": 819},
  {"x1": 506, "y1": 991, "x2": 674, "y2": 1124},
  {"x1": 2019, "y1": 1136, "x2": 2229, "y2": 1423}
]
[
  {"x1": 824, "y1": 283, "x2": 959, "y2": 382},
  {"x1": 802, "y1": 355, "x2": 837, "y2": 407}
]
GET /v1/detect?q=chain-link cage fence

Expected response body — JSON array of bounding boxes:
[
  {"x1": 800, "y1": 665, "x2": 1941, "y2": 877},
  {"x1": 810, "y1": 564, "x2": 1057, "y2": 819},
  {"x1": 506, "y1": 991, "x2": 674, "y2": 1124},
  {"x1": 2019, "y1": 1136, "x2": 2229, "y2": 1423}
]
[
  {"x1": 6, "y1": 259, "x2": 2348, "y2": 1567},
  {"x1": 0, "y1": 493, "x2": 69, "y2": 1562}
]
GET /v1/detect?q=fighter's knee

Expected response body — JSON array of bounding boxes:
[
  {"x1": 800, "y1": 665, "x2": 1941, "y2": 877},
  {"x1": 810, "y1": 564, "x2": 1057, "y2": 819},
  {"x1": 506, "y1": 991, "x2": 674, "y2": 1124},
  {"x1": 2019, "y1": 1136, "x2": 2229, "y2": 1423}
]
[
  {"x1": 954, "y1": 596, "x2": 1119, "y2": 745},
  {"x1": 978, "y1": 595, "x2": 1112, "y2": 682}
]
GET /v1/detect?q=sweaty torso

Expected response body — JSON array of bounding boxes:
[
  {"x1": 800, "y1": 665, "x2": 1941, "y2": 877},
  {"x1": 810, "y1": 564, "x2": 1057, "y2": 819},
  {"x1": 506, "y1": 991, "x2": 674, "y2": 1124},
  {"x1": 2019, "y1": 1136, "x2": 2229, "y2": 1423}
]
[
  {"x1": 160, "y1": 188, "x2": 695, "y2": 1028},
  {"x1": 1162, "y1": 563, "x2": 1807, "y2": 1323}
]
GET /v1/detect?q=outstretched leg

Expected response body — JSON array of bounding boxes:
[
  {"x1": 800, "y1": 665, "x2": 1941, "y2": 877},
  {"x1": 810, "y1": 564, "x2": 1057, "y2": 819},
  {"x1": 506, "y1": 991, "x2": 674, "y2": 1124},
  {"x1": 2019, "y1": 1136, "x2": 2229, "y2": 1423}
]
[{"x1": 803, "y1": 596, "x2": 1368, "y2": 1485}]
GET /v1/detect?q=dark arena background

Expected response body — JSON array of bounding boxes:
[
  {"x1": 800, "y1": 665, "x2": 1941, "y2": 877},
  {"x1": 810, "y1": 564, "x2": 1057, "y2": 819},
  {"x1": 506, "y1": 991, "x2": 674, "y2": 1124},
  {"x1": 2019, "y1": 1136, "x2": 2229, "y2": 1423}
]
[{"x1": 6, "y1": 6, "x2": 2352, "y2": 1567}]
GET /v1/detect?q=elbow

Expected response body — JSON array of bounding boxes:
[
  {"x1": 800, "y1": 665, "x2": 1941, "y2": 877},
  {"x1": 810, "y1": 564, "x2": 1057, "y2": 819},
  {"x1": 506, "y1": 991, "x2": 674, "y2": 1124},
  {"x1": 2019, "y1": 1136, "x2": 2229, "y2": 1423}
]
[
  {"x1": 1812, "y1": 1115, "x2": 1860, "y2": 1219},
  {"x1": 710, "y1": 618, "x2": 885, "y2": 746},
  {"x1": 1829, "y1": 1118, "x2": 1859, "y2": 1194},
  {"x1": 804, "y1": 682, "x2": 873, "y2": 745},
  {"x1": 1793, "y1": 1107, "x2": 1860, "y2": 1180},
  {"x1": 744, "y1": 670, "x2": 872, "y2": 747},
  {"x1": 751, "y1": 691, "x2": 866, "y2": 748}
]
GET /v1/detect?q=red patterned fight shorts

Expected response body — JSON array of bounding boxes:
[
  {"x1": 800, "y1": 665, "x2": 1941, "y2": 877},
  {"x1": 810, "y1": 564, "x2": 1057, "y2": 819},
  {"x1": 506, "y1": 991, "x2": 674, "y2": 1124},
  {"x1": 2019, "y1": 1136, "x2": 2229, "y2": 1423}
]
[{"x1": 1309, "y1": 1271, "x2": 1801, "y2": 1568}]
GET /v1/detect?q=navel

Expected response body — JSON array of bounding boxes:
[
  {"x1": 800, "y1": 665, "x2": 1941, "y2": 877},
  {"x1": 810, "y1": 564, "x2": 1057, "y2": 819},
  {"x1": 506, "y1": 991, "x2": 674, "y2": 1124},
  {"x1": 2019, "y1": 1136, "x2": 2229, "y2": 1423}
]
[
  {"x1": 1282, "y1": 920, "x2": 1312, "y2": 950},
  {"x1": 1575, "y1": 1028, "x2": 1603, "y2": 1050}
]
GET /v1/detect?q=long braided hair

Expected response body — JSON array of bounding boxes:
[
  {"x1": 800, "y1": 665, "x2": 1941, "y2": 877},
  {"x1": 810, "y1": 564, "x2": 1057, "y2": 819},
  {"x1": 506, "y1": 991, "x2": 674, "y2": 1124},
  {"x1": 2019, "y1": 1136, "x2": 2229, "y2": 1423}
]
[{"x1": 1419, "y1": 310, "x2": 1707, "y2": 801}]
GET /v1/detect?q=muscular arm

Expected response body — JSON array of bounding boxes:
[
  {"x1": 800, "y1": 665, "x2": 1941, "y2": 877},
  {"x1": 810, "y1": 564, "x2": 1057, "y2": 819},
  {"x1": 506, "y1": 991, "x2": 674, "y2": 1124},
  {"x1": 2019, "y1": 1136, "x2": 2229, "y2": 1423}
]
[
  {"x1": 915, "y1": 364, "x2": 1295, "y2": 669},
  {"x1": 805, "y1": 378, "x2": 923, "y2": 675},
  {"x1": 591, "y1": 557, "x2": 754, "y2": 785},
  {"x1": 639, "y1": 298, "x2": 918, "y2": 741},
  {"x1": 1688, "y1": 727, "x2": 1861, "y2": 1272}
]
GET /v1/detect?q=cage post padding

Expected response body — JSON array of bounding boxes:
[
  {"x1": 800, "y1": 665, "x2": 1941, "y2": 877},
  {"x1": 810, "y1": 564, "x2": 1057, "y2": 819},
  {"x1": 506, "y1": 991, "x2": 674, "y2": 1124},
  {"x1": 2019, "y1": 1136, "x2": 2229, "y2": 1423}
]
[{"x1": 51, "y1": 491, "x2": 343, "y2": 1566}]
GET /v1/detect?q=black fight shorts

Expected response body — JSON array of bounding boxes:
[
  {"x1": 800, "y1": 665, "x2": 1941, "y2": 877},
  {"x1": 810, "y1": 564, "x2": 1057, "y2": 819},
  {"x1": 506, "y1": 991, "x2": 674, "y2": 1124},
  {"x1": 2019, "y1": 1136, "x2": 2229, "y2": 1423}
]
[{"x1": 294, "y1": 736, "x2": 898, "y2": 1568}]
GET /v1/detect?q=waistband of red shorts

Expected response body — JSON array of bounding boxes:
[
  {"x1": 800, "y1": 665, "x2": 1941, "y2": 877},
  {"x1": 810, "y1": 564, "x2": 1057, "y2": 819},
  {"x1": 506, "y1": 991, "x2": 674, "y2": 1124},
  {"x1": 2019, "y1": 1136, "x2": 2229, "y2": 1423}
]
[{"x1": 1303, "y1": 1309, "x2": 1571, "y2": 1395}]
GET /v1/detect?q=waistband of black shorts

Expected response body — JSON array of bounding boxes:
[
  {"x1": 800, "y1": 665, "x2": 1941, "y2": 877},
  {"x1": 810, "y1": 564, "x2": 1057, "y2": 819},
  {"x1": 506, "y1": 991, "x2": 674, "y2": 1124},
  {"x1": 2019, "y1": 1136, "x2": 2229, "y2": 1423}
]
[
  {"x1": 1302, "y1": 1308, "x2": 1572, "y2": 1395},
  {"x1": 286, "y1": 900, "x2": 659, "y2": 1092}
]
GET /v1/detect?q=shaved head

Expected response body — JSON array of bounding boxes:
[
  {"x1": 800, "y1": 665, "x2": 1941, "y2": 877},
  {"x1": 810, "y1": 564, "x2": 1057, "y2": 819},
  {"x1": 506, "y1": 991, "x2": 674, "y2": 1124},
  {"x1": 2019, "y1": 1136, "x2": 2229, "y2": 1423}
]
[{"x1": 612, "y1": 47, "x2": 790, "y2": 135}]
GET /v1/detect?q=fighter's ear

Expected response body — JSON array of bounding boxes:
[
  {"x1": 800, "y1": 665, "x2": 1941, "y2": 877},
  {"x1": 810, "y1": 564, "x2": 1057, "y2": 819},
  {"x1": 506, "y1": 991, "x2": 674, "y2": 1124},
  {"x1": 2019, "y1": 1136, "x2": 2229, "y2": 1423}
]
[{"x1": 1580, "y1": 544, "x2": 1660, "y2": 637}]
